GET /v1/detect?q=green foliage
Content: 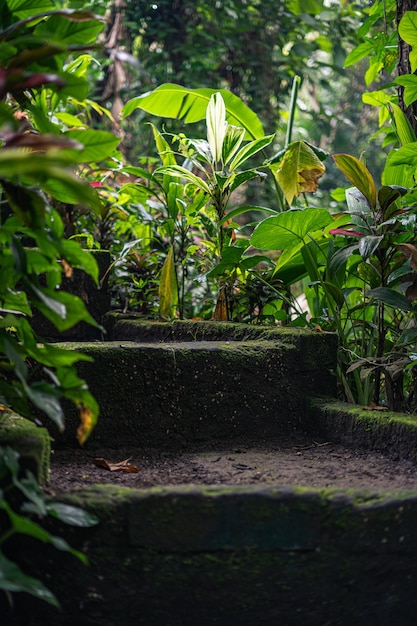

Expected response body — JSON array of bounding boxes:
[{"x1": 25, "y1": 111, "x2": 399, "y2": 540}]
[
  {"x1": 123, "y1": 90, "x2": 276, "y2": 320},
  {"x1": 0, "y1": 0, "x2": 110, "y2": 608},
  {"x1": 0, "y1": 0, "x2": 108, "y2": 442},
  {"x1": 250, "y1": 143, "x2": 417, "y2": 410},
  {"x1": 0, "y1": 446, "x2": 98, "y2": 608},
  {"x1": 122, "y1": 83, "x2": 265, "y2": 140}
]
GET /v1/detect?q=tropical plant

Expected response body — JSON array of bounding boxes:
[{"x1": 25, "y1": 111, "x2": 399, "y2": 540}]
[
  {"x1": 332, "y1": 153, "x2": 417, "y2": 410},
  {"x1": 250, "y1": 146, "x2": 417, "y2": 410},
  {"x1": 122, "y1": 86, "x2": 276, "y2": 320},
  {"x1": 0, "y1": 0, "x2": 113, "y2": 608},
  {"x1": 0, "y1": 445, "x2": 98, "y2": 609}
]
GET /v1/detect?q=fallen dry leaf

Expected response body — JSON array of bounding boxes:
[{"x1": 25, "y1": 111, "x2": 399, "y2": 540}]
[
  {"x1": 362, "y1": 402, "x2": 388, "y2": 412},
  {"x1": 92, "y1": 457, "x2": 140, "y2": 473}
]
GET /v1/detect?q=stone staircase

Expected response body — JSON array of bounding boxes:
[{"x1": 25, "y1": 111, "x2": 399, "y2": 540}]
[{"x1": 5, "y1": 317, "x2": 417, "y2": 626}]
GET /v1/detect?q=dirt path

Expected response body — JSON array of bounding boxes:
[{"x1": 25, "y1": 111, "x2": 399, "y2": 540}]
[{"x1": 46, "y1": 434, "x2": 417, "y2": 494}]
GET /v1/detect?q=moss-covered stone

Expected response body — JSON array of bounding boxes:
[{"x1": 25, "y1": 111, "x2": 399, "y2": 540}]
[
  {"x1": 7, "y1": 484, "x2": 417, "y2": 625},
  {"x1": 309, "y1": 398, "x2": 417, "y2": 461},
  {"x1": 0, "y1": 411, "x2": 51, "y2": 483},
  {"x1": 49, "y1": 337, "x2": 336, "y2": 448}
]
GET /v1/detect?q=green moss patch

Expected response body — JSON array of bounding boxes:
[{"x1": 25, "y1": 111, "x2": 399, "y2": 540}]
[
  {"x1": 309, "y1": 398, "x2": 417, "y2": 461},
  {"x1": 0, "y1": 411, "x2": 51, "y2": 483}
]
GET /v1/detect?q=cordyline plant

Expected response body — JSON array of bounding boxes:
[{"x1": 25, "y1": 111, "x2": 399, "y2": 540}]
[
  {"x1": 251, "y1": 149, "x2": 417, "y2": 410},
  {"x1": 331, "y1": 153, "x2": 417, "y2": 410}
]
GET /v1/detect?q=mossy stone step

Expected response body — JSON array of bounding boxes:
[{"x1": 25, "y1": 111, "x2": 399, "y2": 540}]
[
  {"x1": 9, "y1": 484, "x2": 417, "y2": 625},
  {"x1": 52, "y1": 335, "x2": 336, "y2": 448},
  {"x1": 0, "y1": 412, "x2": 51, "y2": 484}
]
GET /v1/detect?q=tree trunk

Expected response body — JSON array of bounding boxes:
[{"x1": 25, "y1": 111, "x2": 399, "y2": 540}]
[{"x1": 397, "y1": 0, "x2": 417, "y2": 133}]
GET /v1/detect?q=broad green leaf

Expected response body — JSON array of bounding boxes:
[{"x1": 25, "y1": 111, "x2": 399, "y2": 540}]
[
  {"x1": 32, "y1": 288, "x2": 100, "y2": 331},
  {"x1": 362, "y1": 90, "x2": 393, "y2": 107},
  {"x1": 6, "y1": 0, "x2": 54, "y2": 20},
  {"x1": 0, "y1": 552, "x2": 58, "y2": 607},
  {"x1": 251, "y1": 208, "x2": 333, "y2": 251},
  {"x1": 46, "y1": 502, "x2": 99, "y2": 527},
  {"x1": 30, "y1": 284, "x2": 66, "y2": 319},
  {"x1": 333, "y1": 154, "x2": 377, "y2": 209},
  {"x1": 384, "y1": 142, "x2": 417, "y2": 169},
  {"x1": 33, "y1": 342, "x2": 92, "y2": 367},
  {"x1": 286, "y1": 0, "x2": 323, "y2": 15},
  {"x1": 241, "y1": 255, "x2": 273, "y2": 269},
  {"x1": 368, "y1": 286, "x2": 413, "y2": 311},
  {"x1": 382, "y1": 150, "x2": 416, "y2": 188},
  {"x1": 60, "y1": 240, "x2": 99, "y2": 283},
  {"x1": 362, "y1": 90, "x2": 393, "y2": 127},
  {"x1": 122, "y1": 83, "x2": 265, "y2": 140},
  {"x1": 230, "y1": 170, "x2": 265, "y2": 193},
  {"x1": 62, "y1": 130, "x2": 121, "y2": 163},
  {"x1": 0, "y1": 151, "x2": 103, "y2": 213},
  {"x1": 271, "y1": 141, "x2": 325, "y2": 206},
  {"x1": 399, "y1": 12, "x2": 417, "y2": 47},
  {"x1": 322, "y1": 281, "x2": 345, "y2": 308},
  {"x1": 344, "y1": 41, "x2": 374, "y2": 68},
  {"x1": 377, "y1": 185, "x2": 403, "y2": 213},
  {"x1": 34, "y1": 14, "x2": 104, "y2": 46},
  {"x1": 159, "y1": 246, "x2": 177, "y2": 320},
  {"x1": 327, "y1": 243, "x2": 359, "y2": 277},
  {"x1": 206, "y1": 246, "x2": 244, "y2": 277},
  {"x1": 365, "y1": 59, "x2": 384, "y2": 86},
  {"x1": 206, "y1": 92, "x2": 227, "y2": 164},
  {"x1": 21, "y1": 381, "x2": 64, "y2": 429},
  {"x1": 394, "y1": 75, "x2": 417, "y2": 107},
  {"x1": 219, "y1": 205, "x2": 276, "y2": 226},
  {"x1": 389, "y1": 102, "x2": 417, "y2": 144}
]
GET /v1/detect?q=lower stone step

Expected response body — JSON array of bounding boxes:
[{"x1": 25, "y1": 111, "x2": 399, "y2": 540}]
[{"x1": 7, "y1": 483, "x2": 417, "y2": 625}]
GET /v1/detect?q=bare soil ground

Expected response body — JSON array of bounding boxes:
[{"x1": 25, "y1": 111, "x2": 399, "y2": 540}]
[{"x1": 46, "y1": 433, "x2": 417, "y2": 494}]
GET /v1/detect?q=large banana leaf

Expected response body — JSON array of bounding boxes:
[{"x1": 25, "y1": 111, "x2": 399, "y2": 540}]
[{"x1": 121, "y1": 83, "x2": 265, "y2": 140}]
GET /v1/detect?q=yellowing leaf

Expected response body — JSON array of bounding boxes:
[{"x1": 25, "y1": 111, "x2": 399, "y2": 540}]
[
  {"x1": 272, "y1": 141, "x2": 325, "y2": 206},
  {"x1": 213, "y1": 286, "x2": 229, "y2": 321},
  {"x1": 159, "y1": 246, "x2": 178, "y2": 320},
  {"x1": 333, "y1": 153, "x2": 377, "y2": 209},
  {"x1": 76, "y1": 405, "x2": 94, "y2": 446}
]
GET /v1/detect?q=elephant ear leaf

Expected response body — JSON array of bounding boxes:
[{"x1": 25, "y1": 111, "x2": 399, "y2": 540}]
[{"x1": 270, "y1": 141, "x2": 325, "y2": 206}]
